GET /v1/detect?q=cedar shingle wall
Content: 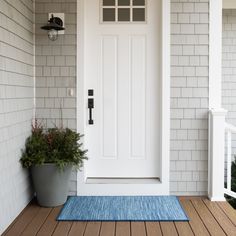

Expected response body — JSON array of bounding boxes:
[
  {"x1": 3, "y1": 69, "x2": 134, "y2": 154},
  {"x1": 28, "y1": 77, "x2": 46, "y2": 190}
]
[
  {"x1": 222, "y1": 9, "x2": 236, "y2": 175},
  {"x1": 0, "y1": 0, "x2": 34, "y2": 234},
  {"x1": 170, "y1": 0, "x2": 209, "y2": 195},
  {"x1": 35, "y1": 0, "x2": 77, "y2": 195}
]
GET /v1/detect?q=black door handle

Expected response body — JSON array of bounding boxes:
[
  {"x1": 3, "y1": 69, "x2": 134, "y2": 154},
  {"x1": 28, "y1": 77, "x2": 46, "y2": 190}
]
[{"x1": 88, "y1": 98, "x2": 94, "y2": 125}]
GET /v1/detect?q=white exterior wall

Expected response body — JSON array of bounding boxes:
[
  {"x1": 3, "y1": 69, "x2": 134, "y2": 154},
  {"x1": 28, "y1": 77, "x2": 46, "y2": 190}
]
[
  {"x1": 35, "y1": 0, "x2": 77, "y2": 195},
  {"x1": 170, "y1": 0, "x2": 209, "y2": 195},
  {"x1": 0, "y1": 0, "x2": 35, "y2": 234}
]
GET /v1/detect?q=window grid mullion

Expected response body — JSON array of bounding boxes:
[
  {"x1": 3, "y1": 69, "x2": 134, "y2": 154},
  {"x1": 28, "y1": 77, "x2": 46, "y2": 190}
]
[
  {"x1": 102, "y1": 0, "x2": 146, "y2": 23},
  {"x1": 115, "y1": 0, "x2": 118, "y2": 22},
  {"x1": 102, "y1": 6, "x2": 144, "y2": 8}
]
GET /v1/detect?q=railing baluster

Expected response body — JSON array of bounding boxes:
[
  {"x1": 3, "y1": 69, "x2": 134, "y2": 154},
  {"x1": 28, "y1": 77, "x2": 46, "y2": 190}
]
[
  {"x1": 227, "y1": 131, "x2": 232, "y2": 191},
  {"x1": 224, "y1": 122, "x2": 236, "y2": 199}
]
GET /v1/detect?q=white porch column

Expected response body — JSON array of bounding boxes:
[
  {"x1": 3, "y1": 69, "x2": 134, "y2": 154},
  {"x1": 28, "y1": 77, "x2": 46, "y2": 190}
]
[
  {"x1": 209, "y1": 0, "x2": 222, "y2": 109},
  {"x1": 208, "y1": 109, "x2": 227, "y2": 201}
]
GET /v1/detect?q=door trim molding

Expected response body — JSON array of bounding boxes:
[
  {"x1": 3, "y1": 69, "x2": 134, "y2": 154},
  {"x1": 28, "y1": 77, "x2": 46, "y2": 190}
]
[{"x1": 76, "y1": 0, "x2": 170, "y2": 195}]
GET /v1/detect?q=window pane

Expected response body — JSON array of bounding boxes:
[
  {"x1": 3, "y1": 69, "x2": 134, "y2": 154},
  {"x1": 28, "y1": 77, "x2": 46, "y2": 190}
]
[
  {"x1": 133, "y1": 0, "x2": 145, "y2": 6},
  {"x1": 118, "y1": 8, "x2": 130, "y2": 21},
  {"x1": 118, "y1": 0, "x2": 130, "y2": 6},
  {"x1": 133, "y1": 8, "x2": 145, "y2": 21},
  {"x1": 103, "y1": 0, "x2": 115, "y2": 6},
  {"x1": 103, "y1": 8, "x2": 116, "y2": 21}
]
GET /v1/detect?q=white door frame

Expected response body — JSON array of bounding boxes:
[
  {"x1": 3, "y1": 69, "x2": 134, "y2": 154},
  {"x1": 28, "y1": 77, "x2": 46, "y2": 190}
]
[{"x1": 76, "y1": 0, "x2": 170, "y2": 196}]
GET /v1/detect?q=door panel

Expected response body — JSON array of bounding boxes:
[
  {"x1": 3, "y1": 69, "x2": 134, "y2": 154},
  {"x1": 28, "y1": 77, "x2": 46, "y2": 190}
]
[
  {"x1": 85, "y1": 0, "x2": 161, "y2": 178},
  {"x1": 101, "y1": 36, "x2": 118, "y2": 158},
  {"x1": 130, "y1": 36, "x2": 146, "y2": 158}
]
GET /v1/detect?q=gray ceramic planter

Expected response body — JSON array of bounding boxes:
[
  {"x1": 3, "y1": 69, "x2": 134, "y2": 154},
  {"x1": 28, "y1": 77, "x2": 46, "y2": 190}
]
[{"x1": 31, "y1": 164, "x2": 72, "y2": 207}]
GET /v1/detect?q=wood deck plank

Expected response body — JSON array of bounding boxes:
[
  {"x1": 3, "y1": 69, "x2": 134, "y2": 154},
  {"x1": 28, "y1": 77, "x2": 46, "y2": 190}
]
[
  {"x1": 3, "y1": 197, "x2": 236, "y2": 236},
  {"x1": 174, "y1": 222, "x2": 194, "y2": 236},
  {"x1": 2, "y1": 200, "x2": 33, "y2": 236},
  {"x1": 131, "y1": 222, "x2": 146, "y2": 236},
  {"x1": 4, "y1": 203, "x2": 40, "y2": 236},
  {"x1": 160, "y1": 222, "x2": 178, "y2": 236},
  {"x1": 100, "y1": 222, "x2": 115, "y2": 236},
  {"x1": 69, "y1": 222, "x2": 87, "y2": 236},
  {"x1": 145, "y1": 222, "x2": 162, "y2": 236},
  {"x1": 217, "y1": 201, "x2": 236, "y2": 226},
  {"x1": 52, "y1": 222, "x2": 73, "y2": 236},
  {"x1": 179, "y1": 196, "x2": 204, "y2": 200},
  {"x1": 21, "y1": 207, "x2": 52, "y2": 236},
  {"x1": 180, "y1": 199, "x2": 210, "y2": 236},
  {"x1": 203, "y1": 199, "x2": 236, "y2": 236},
  {"x1": 191, "y1": 199, "x2": 226, "y2": 236},
  {"x1": 115, "y1": 222, "x2": 130, "y2": 236},
  {"x1": 84, "y1": 222, "x2": 101, "y2": 236},
  {"x1": 37, "y1": 207, "x2": 62, "y2": 236}
]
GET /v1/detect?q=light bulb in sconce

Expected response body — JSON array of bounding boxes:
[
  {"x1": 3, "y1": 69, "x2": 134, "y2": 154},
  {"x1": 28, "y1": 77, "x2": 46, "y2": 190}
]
[{"x1": 48, "y1": 29, "x2": 58, "y2": 41}]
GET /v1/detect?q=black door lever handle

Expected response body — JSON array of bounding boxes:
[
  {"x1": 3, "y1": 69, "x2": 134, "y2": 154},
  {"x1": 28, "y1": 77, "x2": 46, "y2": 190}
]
[{"x1": 88, "y1": 98, "x2": 94, "y2": 125}]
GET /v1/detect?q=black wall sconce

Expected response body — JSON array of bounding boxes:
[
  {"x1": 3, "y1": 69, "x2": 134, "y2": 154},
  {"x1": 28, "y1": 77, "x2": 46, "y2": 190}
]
[{"x1": 41, "y1": 14, "x2": 65, "y2": 41}]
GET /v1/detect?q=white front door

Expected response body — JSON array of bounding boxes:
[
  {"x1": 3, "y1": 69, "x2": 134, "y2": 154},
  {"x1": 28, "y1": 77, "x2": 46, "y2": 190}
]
[{"x1": 85, "y1": 0, "x2": 161, "y2": 179}]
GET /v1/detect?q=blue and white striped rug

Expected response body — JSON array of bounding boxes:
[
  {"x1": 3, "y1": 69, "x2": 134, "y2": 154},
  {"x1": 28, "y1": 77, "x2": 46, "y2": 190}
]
[{"x1": 57, "y1": 196, "x2": 189, "y2": 221}]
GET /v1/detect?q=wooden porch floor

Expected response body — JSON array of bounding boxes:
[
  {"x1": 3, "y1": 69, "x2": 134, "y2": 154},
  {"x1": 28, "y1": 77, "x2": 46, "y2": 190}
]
[{"x1": 2, "y1": 197, "x2": 236, "y2": 236}]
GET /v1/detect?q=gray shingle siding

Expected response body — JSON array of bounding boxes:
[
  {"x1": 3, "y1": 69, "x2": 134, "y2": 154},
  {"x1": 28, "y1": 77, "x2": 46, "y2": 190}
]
[
  {"x1": 0, "y1": 0, "x2": 34, "y2": 233},
  {"x1": 222, "y1": 9, "x2": 236, "y2": 176},
  {"x1": 170, "y1": 0, "x2": 209, "y2": 195},
  {"x1": 35, "y1": 0, "x2": 77, "y2": 195}
]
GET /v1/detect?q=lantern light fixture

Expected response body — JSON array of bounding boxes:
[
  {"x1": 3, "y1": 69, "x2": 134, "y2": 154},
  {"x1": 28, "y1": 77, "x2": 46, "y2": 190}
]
[{"x1": 41, "y1": 14, "x2": 65, "y2": 41}]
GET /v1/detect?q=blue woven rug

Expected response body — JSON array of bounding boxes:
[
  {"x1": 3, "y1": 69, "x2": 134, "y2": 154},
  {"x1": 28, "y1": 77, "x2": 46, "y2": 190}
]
[{"x1": 57, "y1": 196, "x2": 189, "y2": 221}]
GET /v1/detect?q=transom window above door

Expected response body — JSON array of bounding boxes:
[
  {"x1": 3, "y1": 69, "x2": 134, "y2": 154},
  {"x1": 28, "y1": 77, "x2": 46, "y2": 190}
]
[{"x1": 102, "y1": 0, "x2": 146, "y2": 23}]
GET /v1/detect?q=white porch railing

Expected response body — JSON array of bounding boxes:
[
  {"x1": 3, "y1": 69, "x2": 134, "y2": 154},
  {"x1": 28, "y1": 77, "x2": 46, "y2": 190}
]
[{"x1": 224, "y1": 123, "x2": 236, "y2": 199}]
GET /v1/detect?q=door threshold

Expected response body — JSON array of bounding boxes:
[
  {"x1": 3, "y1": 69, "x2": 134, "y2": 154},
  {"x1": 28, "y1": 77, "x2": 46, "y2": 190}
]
[{"x1": 86, "y1": 178, "x2": 160, "y2": 184}]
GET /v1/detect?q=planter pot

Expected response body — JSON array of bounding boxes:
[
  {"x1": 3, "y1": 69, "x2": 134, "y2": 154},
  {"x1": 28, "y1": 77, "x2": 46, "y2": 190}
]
[{"x1": 31, "y1": 164, "x2": 72, "y2": 207}]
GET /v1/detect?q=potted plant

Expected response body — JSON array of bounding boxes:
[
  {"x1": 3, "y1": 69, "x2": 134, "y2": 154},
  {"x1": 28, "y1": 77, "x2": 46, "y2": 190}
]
[{"x1": 20, "y1": 120, "x2": 87, "y2": 207}]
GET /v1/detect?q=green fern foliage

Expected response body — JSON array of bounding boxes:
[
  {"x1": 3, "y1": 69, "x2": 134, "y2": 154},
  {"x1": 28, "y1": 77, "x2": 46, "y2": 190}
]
[{"x1": 226, "y1": 158, "x2": 236, "y2": 209}]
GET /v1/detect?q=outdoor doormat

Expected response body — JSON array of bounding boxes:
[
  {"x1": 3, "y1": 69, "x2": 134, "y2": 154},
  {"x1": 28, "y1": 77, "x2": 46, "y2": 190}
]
[{"x1": 57, "y1": 196, "x2": 189, "y2": 221}]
